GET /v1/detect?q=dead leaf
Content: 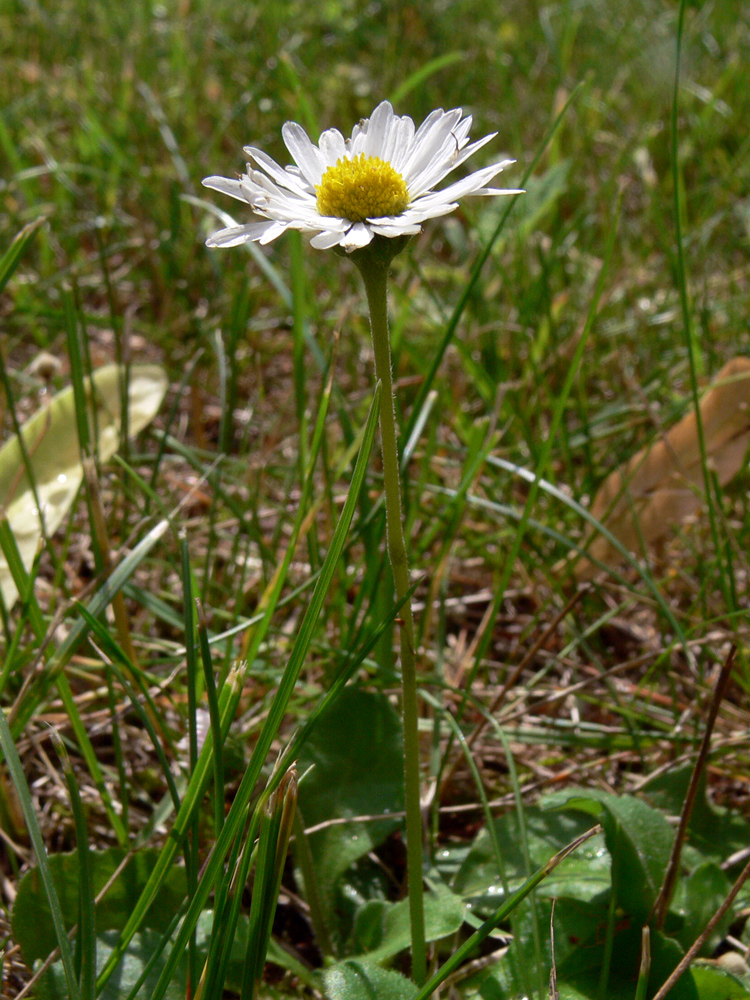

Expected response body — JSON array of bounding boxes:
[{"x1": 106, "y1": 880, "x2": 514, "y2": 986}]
[
  {"x1": 0, "y1": 364, "x2": 168, "y2": 608},
  {"x1": 574, "y1": 357, "x2": 750, "y2": 579}
]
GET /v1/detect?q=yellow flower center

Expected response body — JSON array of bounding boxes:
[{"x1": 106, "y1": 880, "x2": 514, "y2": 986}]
[{"x1": 316, "y1": 154, "x2": 410, "y2": 223}]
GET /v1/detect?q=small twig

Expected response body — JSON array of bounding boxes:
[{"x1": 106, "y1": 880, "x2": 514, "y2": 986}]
[
  {"x1": 650, "y1": 855, "x2": 750, "y2": 1000},
  {"x1": 84, "y1": 456, "x2": 140, "y2": 670},
  {"x1": 651, "y1": 645, "x2": 736, "y2": 929}
]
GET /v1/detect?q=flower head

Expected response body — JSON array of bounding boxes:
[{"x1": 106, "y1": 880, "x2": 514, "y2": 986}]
[{"x1": 202, "y1": 101, "x2": 522, "y2": 253}]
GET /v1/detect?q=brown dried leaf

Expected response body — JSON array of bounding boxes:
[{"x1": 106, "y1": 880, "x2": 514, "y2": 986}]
[{"x1": 575, "y1": 357, "x2": 750, "y2": 579}]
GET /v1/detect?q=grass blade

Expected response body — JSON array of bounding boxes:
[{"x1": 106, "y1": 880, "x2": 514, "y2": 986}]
[
  {"x1": 0, "y1": 218, "x2": 45, "y2": 295},
  {"x1": 413, "y1": 826, "x2": 602, "y2": 1000},
  {"x1": 10, "y1": 517, "x2": 170, "y2": 734},
  {"x1": 94, "y1": 659, "x2": 246, "y2": 993},
  {"x1": 52, "y1": 733, "x2": 96, "y2": 1000},
  {"x1": 0, "y1": 708, "x2": 80, "y2": 1000},
  {"x1": 196, "y1": 599, "x2": 224, "y2": 837},
  {"x1": 143, "y1": 382, "x2": 382, "y2": 1000}
]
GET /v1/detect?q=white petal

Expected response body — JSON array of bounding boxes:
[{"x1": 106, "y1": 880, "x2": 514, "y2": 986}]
[
  {"x1": 257, "y1": 220, "x2": 289, "y2": 244},
  {"x1": 360, "y1": 101, "x2": 395, "y2": 158},
  {"x1": 241, "y1": 170, "x2": 293, "y2": 208},
  {"x1": 202, "y1": 176, "x2": 249, "y2": 203},
  {"x1": 205, "y1": 222, "x2": 277, "y2": 247},
  {"x1": 369, "y1": 221, "x2": 422, "y2": 237},
  {"x1": 408, "y1": 134, "x2": 501, "y2": 197},
  {"x1": 401, "y1": 109, "x2": 463, "y2": 185},
  {"x1": 407, "y1": 201, "x2": 459, "y2": 223},
  {"x1": 414, "y1": 162, "x2": 516, "y2": 209},
  {"x1": 387, "y1": 116, "x2": 417, "y2": 172},
  {"x1": 413, "y1": 108, "x2": 448, "y2": 144},
  {"x1": 282, "y1": 122, "x2": 326, "y2": 186},
  {"x1": 243, "y1": 147, "x2": 312, "y2": 195},
  {"x1": 318, "y1": 128, "x2": 347, "y2": 166},
  {"x1": 305, "y1": 213, "x2": 347, "y2": 229},
  {"x1": 340, "y1": 222, "x2": 374, "y2": 250},
  {"x1": 310, "y1": 229, "x2": 346, "y2": 249},
  {"x1": 348, "y1": 120, "x2": 365, "y2": 153},
  {"x1": 451, "y1": 117, "x2": 473, "y2": 149},
  {"x1": 251, "y1": 187, "x2": 318, "y2": 220}
]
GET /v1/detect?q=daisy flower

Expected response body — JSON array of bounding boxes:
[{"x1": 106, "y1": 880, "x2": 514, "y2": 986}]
[{"x1": 202, "y1": 100, "x2": 522, "y2": 253}]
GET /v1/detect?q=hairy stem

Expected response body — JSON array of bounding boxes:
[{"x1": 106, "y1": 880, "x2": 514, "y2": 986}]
[{"x1": 357, "y1": 253, "x2": 426, "y2": 986}]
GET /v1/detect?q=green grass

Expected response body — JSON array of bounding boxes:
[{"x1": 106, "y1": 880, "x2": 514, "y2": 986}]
[{"x1": 2, "y1": 0, "x2": 750, "y2": 997}]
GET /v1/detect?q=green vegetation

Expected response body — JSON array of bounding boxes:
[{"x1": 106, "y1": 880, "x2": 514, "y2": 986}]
[{"x1": 2, "y1": 0, "x2": 750, "y2": 997}]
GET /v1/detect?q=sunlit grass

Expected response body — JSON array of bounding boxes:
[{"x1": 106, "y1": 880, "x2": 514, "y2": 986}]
[{"x1": 2, "y1": 0, "x2": 750, "y2": 995}]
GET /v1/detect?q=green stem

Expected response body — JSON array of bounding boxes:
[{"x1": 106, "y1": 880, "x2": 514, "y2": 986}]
[{"x1": 356, "y1": 251, "x2": 426, "y2": 986}]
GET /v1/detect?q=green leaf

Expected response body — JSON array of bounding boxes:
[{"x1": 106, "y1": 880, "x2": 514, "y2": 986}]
[
  {"x1": 266, "y1": 937, "x2": 321, "y2": 990},
  {"x1": 477, "y1": 161, "x2": 571, "y2": 248},
  {"x1": 387, "y1": 52, "x2": 464, "y2": 105},
  {"x1": 544, "y1": 788, "x2": 674, "y2": 923},
  {"x1": 12, "y1": 847, "x2": 187, "y2": 968},
  {"x1": 37, "y1": 928, "x2": 188, "y2": 1000},
  {"x1": 453, "y1": 806, "x2": 610, "y2": 911},
  {"x1": 351, "y1": 885, "x2": 465, "y2": 965},
  {"x1": 557, "y1": 926, "x2": 697, "y2": 1000},
  {"x1": 671, "y1": 862, "x2": 732, "y2": 953},
  {"x1": 691, "y1": 965, "x2": 750, "y2": 1000},
  {"x1": 0, "y1": 363, "x2": 167, "y2": 608},
  {"x1": 324, "y1": 960, "x2": 418, "y2": 1000},
  {"x1": 297, "y1": 688, "x2": 404, "y2": 926},
  {"x1": 37, "y1": 911, "x2": 247, "y2": 1000},
  {"x1": 0, "y1": 218, "x2": 44, "y2": 296},
  {"x1": 507, "y1": 895, "x2": 609, "y2": 998},
  {"x1": 642, "y1": 764, "x2": 750, "y2": 868}
]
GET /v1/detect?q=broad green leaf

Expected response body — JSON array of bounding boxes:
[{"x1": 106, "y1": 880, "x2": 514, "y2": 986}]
[
  {"x1": 12, "y1": 847, "x2": 187, "y2": 968},
  {"x1": 691, "y1": 965, "x2": 750, "y2": 1000},
  {"x1": 324, "y1": 961, "x2": 417, "y2": 1000},
  {"x1": 463, "y1": 894, "x2": 610, "y2": 1000},
  {"x1": 37, "y1": 910, "x2": 254, "y2": 1000},
  {"x1": 544, "y1": 788, "x2": 674, "y2": 923},
  {"x1": 642, "y1": 764, "x2": 750, "y2": 867},
  {"x1": 351, "y1": 885, "x2": 465, "y2": 965},
  {"x1": 453, "y1": 806, "x2": 610, "y2": 912},
  {"x1": 502, "y1": 894, "x2": 609, "y2": 999},
  {"x1": 37, "y1": 927, "x2": 188, "y2": 1000},
  {"x1": 477, "y1": 161, "x2": 570, "y2": 248},
  {"x1": 557, "y1": 926, "x2": 697, "y2": 1000},
  {"x1": 0, "y1": 363, "x2": 167, "y2": 608},
  {"x1": 671, "y1": 862, "x2": 732, "y2": 953},
  {"x1": 297, "y1": 688, "x2": 404, "y2": 930}
]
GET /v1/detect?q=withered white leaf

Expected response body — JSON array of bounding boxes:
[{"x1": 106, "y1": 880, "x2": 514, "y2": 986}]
[{"x1": 0, "y1": 364, "x2": 167, "y2": 608}]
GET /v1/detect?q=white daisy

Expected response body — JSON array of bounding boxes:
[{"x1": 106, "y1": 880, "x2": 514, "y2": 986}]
[{"x1": 202, "y1": 101, "x2": 522, "y2": 253}]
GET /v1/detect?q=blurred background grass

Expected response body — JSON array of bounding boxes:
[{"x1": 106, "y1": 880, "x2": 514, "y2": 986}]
[
  {"x1": 3, "y1": 0, "x2": 750, "y2": 818},
  {"x1": 3, "y1": 2, "x2": 750, "y2": 992},
  {"x1": 4, "y1": 0, "x2": 749, "y2": 457}
]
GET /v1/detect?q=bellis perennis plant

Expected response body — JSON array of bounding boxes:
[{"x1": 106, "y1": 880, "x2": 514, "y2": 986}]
[
  {"x1": 204, "y1": 99, "x2": 522, "y2": 987},
  {"x1": 202, "y1": 100, "x2": 522, "y2": 252}
]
